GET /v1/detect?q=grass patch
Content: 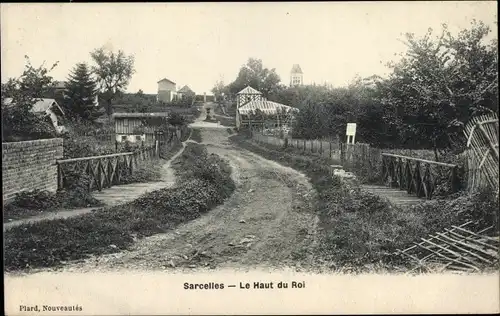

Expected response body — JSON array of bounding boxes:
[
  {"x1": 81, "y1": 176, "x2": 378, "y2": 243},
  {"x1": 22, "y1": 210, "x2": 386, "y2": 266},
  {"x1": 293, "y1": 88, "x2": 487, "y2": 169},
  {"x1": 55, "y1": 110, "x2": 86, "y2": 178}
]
[
  {"x1": 230, "y1": 134, "x2": 499, "y2": 272},
  {"x1": 191, "y1": 128, "x2": 203, "y2": 143},
  {"x1": 4, "y1": 142, "x2": 235, "y2": 272},
  {"x1": 3, "y1": 188, "x2": 104, "y2": 222},
  {"x1": 119, "y1": 158, "x2": 164, "y2": 184},
  {"x1": 213, "y1": 114, "x2": 235, "y2": 127},
  {"x1": 159, "y1": 140, "x2": 183, "y2": 161}
]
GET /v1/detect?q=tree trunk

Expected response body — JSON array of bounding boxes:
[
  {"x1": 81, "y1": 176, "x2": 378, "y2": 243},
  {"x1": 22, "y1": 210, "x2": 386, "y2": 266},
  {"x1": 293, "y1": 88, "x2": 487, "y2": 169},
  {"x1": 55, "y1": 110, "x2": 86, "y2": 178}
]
[{"x1": 105, "y1": 98, "x2": 113, "y2": 121}]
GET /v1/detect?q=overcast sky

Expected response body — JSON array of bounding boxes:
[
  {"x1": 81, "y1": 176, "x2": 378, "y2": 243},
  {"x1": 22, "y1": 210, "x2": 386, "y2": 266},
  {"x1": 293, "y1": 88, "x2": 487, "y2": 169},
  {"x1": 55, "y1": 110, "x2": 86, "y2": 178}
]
[{"x1": 1, "y1": 2, "x2": 497, "y2": 95}]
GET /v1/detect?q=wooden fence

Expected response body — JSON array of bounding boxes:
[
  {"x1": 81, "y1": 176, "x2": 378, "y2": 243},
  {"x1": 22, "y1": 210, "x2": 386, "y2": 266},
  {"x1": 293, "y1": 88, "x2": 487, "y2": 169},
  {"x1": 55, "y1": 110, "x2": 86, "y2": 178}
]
[
  {"x1": 250, "y1": 132, "x2": 475, "y2": 197},
  {"x1": 252, "y1": 133, "x2": 342, "y2": 160},
  {"x1": 57, "y1": 145, "x2": 157, "y2": 192},
  {"x1": 381, "y1": 153, "x2": 459, "y2": 199},
  {"x1": 463, "y1": 114, "x2": 499, "y2": 194}
]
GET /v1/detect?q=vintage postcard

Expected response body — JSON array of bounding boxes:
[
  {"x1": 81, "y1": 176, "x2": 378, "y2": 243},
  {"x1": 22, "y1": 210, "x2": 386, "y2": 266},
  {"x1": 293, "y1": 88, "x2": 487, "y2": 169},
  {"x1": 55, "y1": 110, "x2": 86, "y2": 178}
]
[{"x1": 2, "y1": 2, "x2": 499, "y2": 315}]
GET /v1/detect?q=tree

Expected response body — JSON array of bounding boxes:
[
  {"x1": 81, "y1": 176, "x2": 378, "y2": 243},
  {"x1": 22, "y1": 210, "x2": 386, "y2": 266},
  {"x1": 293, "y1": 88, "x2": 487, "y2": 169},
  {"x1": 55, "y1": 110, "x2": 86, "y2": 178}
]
[
  {"x1": 90, "y1": 46, "x2": 135, "y2": 116},
  {"x1": 226, "y1": 58, "x2": 281, "y2": 97},
  {"x1": 1, "y1": 56, "x2": 59, "y2": 141},
  {"x1": 64, "y1": 62, "x2": 100, "y2": 121},
  {"x1": 377, "y1": 20, "x2": 498, "y2": 159},
  {"x1": 211, "y1": 79, "x2": 226, "y2": 102}
]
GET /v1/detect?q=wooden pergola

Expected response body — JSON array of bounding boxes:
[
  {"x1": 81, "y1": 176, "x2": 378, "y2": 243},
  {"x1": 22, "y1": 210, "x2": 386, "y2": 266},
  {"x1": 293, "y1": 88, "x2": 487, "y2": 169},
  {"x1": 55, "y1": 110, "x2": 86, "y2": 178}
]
[
  {"x1": 236, "y1": 99, "x2": 299, "y2": 134},
  {"x1": 236, "y1": 86, "x2": 264, "y2": 108}
]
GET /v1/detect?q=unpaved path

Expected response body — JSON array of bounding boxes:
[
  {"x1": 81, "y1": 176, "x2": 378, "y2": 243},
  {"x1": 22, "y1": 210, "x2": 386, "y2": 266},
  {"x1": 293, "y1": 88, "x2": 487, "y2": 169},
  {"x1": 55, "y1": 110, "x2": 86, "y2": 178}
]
[
  {"x1": 35, "y1": 127, "x2": 320, "y2": 273},
  {"x1": 3, "y1": 139, "x2": 189, "y2": 232}
]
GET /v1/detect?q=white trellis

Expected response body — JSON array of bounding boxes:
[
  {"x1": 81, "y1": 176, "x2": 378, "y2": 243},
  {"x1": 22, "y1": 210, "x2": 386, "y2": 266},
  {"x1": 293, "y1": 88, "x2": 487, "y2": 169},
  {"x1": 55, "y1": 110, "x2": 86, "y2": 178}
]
[
  {"x1": 236, "y1": 100, "x2": 299, "y2": 132},
  {"x1": 236, "y1": 86, "x2": 264, "y2": 108}
]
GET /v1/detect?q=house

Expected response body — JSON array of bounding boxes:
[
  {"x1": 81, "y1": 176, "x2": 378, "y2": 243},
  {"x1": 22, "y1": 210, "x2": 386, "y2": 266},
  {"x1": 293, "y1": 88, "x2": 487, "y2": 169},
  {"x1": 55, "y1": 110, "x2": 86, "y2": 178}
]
[
  {"x1": 112, "y1": 112, "x2": 171, "y2": 143},
  {"x1": 157, "y1": 78, "x2": 177, "y2": 103},
  {"x1": 177, "y1": 85, "x2": 195, "y2": 100},
  {"x1": 290, "y1": 64, "x2": 303, "y2": 87},
  {"x1": 3, "y1": 98, "x2": 67, "y2": 134}
]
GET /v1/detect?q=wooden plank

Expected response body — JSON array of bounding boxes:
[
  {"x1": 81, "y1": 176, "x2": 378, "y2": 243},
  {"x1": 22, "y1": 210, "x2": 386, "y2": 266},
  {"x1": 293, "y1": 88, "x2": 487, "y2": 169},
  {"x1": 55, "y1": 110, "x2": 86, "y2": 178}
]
[
  {"x1": 58, "y1": 152, "x2": 133, "y2": 163},
  {"x1": 381, "y1": 153, "x2": 457, "y2": 168},
  {"x1": 415, "y1": 240, "x2": 480, "y2": 271}
]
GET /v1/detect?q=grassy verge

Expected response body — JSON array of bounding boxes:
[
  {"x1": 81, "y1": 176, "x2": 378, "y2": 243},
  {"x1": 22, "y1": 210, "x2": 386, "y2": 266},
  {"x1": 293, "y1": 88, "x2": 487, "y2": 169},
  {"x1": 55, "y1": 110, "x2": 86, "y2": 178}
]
[
  {"x1": 213, "y1": 114, "x2": 235, "y2": 127},
  {"x1": 159, "y1": 140, "x2": 183, "y2": 161},
  {"x1": 3, "y1": 188, "x2": 104, "y2": 222},
  {"x1": 191, "y1": 128, "x2": 203, "y2": 143},
  {"x1": 4, "y1": 143, "x2": 235, "y2": 272},
  {"x1": 230, "y1": 134, "x2": 499, "y2": 272},
  {"x1": 119, "y1": 158, "x2": 164, "y2": 184}
]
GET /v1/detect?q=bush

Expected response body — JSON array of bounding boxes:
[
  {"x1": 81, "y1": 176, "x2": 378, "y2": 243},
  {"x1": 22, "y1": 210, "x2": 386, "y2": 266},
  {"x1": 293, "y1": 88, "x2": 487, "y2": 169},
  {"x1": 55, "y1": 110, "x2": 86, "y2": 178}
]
[
  {"x1": 230, "y1": 134, "x2": 499, "y2": 271},
  {"x1": 191, "y1": 128, "x2": 203, "y2": 143},
  {"x1": 4, "y1": 142, "x2": 235, "y2": 271},
  {"x1": 119, "y1": 159, "x2": 163, "y2": 184},
  {"x1": 4, "y1": 187, "x2": 103, "y2": 221}
]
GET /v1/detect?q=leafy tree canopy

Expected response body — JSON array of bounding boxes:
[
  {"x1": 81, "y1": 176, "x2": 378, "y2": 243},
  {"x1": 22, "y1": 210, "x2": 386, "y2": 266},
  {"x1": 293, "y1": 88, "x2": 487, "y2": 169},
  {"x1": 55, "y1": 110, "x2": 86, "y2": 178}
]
[{"x1": 90, "y1": 46, "x2": 135, "y2": 116}]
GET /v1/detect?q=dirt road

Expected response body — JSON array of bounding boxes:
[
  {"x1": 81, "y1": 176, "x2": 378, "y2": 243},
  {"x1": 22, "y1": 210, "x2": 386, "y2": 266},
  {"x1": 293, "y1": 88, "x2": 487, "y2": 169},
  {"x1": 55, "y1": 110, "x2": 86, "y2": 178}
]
[{"x1": 37, "y1": 127, "x2": 319, "y2": 273}]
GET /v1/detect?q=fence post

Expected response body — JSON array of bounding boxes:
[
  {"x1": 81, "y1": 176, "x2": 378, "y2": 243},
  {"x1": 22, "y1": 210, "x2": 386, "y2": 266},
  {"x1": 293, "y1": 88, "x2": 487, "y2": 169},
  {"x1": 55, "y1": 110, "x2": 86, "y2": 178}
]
[
  {"x1": 115, "y1": 140, "x2": 118, "y2": 152},
  {"x1": 329, "y1": 141, "x2": 332, "y2": 159},
  {"x1": 340, "y1": 143, "x2": 344, "y2": 166},
  {"x1": 451, "y1": 166, "x2": 459, "y2": 193},
  {"x1": 414, "y1": 162, "x2": 422, "y2": 197},
  {"x1": 398, "y1": 157, "x2": 403, "y2": 190}
]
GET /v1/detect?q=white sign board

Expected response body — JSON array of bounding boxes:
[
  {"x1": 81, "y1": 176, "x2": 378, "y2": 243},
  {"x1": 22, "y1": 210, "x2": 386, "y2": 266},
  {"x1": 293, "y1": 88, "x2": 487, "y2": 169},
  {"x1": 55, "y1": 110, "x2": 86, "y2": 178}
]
[{"x1": 346, "y1": 123, "x2": 357, "y2": 136}]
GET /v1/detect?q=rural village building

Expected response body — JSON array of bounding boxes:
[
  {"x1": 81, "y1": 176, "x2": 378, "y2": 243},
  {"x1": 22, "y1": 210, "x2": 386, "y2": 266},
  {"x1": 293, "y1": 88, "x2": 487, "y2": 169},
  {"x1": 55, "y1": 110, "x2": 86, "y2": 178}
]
[
  {"x1": 3, "y1": 98, "x2": 67, "y2": 134},
  {"x1": 290, "y1": 64, "x2": 303, "y2": 87},
  {"x1": 112, "y1": 112, "x2": 175, "y2": 143},
  {"x1": 177, "y1": 85, "x2": 195, "y2": 100},
  {"x1": 157, "y1": 78, "x2": 177, "y2": 103}
]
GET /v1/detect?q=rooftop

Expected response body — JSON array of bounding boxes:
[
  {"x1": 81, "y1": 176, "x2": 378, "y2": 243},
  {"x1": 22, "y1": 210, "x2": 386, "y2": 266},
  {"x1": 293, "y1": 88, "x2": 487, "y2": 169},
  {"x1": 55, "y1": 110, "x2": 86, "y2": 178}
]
[
  {"x1": 291, "y1": 64, "x2": 303, "y2": 74},
  {"x1": 237, "y1": 86, "x2": 263, "y2": 95},
  {"x1": 238, "y1": 100, "x2": 299, "y2": 115},
  {"x1": 157, "y1": 78, "x2": 176, "y2": 85},
  {"x1": 3, "y1": 97, "x2": 65, "y2": 115},
  {"x1": 178, "y1": 85, "x2": 194, "y2": 93},
  {"x1": 112, "y1": 112, "x2": 170, "y2": 118}
]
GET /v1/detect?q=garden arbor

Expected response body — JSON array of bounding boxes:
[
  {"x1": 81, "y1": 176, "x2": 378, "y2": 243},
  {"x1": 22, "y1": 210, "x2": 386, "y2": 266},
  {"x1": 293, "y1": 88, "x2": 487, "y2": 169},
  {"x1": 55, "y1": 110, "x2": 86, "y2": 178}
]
[
  {"x1": 236, "y1": 86, "x2": 264, "y2": 108},
  {"x1": 236, "y1": 99, "x2": 299, "y2": 134}
]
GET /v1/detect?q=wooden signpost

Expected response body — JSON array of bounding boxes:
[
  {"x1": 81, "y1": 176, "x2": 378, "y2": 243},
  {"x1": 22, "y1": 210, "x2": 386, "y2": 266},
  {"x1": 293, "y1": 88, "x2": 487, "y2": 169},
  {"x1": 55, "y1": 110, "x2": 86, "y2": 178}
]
[{"x1": 346, "y1": 123, "x2": 357, "y2": 144}]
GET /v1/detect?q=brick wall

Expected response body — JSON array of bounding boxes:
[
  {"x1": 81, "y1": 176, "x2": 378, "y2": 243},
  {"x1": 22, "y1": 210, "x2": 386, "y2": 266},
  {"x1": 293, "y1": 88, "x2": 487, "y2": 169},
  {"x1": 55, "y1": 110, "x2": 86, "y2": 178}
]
[{"x1": 2, "y1": 138, "x2": 64, "y2": 203}]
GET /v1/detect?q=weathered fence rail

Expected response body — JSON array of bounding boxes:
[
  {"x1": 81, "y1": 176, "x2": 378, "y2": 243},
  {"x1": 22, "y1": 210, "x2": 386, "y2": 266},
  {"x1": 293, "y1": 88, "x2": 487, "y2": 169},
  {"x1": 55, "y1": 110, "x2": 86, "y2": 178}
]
[
  {"x1": 252, "y1": 133, "x2": 342, "y2": 160},
  {"x1": 381, "y1": 153, "x2": 459, "y2": 199},
  {"x1": 57, "y1": 145, "x2": 157, "y2": 192}
]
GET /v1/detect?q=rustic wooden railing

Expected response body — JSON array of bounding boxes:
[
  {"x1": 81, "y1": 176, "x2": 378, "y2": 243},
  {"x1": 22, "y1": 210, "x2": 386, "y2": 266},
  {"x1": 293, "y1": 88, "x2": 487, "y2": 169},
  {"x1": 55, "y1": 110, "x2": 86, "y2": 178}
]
[
  {"x1": 57, "y1": 145, "x2": 157, "y2": 192},
  {"x1": 381, "y1": 153, "x2": 459, "y2": 199}
]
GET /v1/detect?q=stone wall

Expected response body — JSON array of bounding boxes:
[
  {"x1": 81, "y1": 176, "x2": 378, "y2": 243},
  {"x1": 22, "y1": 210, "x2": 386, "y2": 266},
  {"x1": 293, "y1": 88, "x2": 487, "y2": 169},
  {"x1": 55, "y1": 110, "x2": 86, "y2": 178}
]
[{"x1": 2, "y1": 138, "x2": 64, "y2": 203}]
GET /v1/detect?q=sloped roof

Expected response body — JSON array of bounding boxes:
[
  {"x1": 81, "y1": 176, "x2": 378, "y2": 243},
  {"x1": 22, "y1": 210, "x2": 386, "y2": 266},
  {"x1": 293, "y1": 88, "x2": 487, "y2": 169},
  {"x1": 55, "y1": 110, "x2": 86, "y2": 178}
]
[
  {"x1": 291, "y1": 64, "x2": 303, "y2": 74},
  {"x1": 238, "y1": 100, "x2": 299, "y2": 115},
  {"x1": 157, "y1": 78, "x2": 176, "y2": 84},
  {"x1": 178, "y1": 85, "x2": 194, "y2": 93},
  {"x1": 236, "y1": 86, "x2": 262, "y2": 95},
  {"x1": 3, "y1": 98, "x2": 65, "y2": 115},
  {"x1": 112, "y1": 112, "x2": 170, "y2": 118}
]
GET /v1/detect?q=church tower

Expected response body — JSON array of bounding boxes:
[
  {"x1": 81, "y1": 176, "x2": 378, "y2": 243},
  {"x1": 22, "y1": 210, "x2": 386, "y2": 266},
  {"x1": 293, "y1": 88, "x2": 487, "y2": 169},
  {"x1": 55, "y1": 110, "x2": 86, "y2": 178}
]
[{"x1": 290, "y1": 64, "x2": 303, "y2": 87}]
